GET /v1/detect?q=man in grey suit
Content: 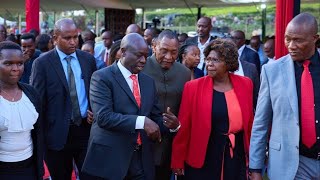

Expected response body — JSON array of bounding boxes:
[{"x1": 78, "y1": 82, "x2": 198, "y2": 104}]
[
  {"x1": 143, "y1": 29, "x2": 191, "y2": 180},
  {"x1": 249, "y1": 13, "x2": 320, "y2": 180}
]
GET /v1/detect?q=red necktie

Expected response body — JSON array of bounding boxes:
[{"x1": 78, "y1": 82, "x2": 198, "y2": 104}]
[
  {"x1": 301, "y1": 60, "x2": 316, "y2": 148},
  {"x1": 130, "y1": 74, "x2": 142, "y2": 145}
]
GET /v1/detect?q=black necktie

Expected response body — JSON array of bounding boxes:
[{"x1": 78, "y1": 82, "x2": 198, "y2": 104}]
[{"x1": 66, "y1": 56, "x2": 82, "y2": 126}]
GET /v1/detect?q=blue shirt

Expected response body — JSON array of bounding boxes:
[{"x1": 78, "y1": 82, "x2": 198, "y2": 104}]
[{"x1": 56, "y1": 48, "x2": 88, "y2": 118}]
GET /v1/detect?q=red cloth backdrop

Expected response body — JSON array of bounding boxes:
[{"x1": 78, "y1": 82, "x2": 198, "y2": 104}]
[
  {"x1": 275, "y1": 0, "x2": 293, "y2": 59},
  {"x1": 25, "y1": 0, "x2": 40, "y2": 33},
  {"x1": 275, "y1": 0, "x2": 301, "y2": 59}
]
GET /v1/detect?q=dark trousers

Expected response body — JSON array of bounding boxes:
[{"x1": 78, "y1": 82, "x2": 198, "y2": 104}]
[
  {"x1": 155, "y1": 164, "x2": 171, "y2": 180},
  {"x1": 85, "y1": 149, "x2": 145, "y2": 180},
  {"x1": 0, "y1": 156, "x2": 37, "y2": 180},
  {"x1": 155, "y1": 136, "x2": 172, "y2": 180},
  {"x1": 124, "y1": 149, "x2": 145, "y2": 180},
  {"x1": 45, "y1": 121, "x2": 92, "y2": 180}
]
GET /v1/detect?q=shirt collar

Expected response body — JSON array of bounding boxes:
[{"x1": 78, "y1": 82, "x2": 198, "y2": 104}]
[
  {"x1": 117, "y1": 60, "x2": 135, "y2": 79},
  {"x1": 197, "y1": 36, "x2": 211, "y2": 46},
  {"x1": 55, "y1": 47, "x2": 77, "y2": 61}
]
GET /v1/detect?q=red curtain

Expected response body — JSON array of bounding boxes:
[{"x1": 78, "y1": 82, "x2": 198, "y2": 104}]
[
  {"x1": 275, "y1": 0, "x2": 293, "y2": 59},
  {"x1": 25, "y1": 0, "x2": 40, "y2": 33},
  {"x1": 275, "y1": 0, "x2": 301, "y2": 59}
]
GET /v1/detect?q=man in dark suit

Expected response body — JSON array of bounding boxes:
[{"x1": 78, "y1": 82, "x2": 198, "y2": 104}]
[
  {"x1": 225, "y1": 37, "x2": 260, "y2": 108},
  {"x1": 144, "y1": 27, "x2": 157, "y2": 57},
  {"x1": 82, "y1": 33, "x2": 171, "y2": 180},
  {"x1": 231, "y1": 30, "x2": 261, "y2": 73},
  {"x1": 185, "y1": 17, "x2": 215, "y2": 77},
  {"x1": 240, "y1": 60, "x2": 260, "y2": 108},
  {"x1": 30, "y1": 18, "x2": 97, "y2": 180},
  {"x1": 143, "y1": 29, "x2": 191, "y2": 180}
]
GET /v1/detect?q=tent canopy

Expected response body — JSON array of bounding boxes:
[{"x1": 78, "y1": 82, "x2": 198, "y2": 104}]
[{"x1": 0, "y1": 0, "x2": 317, "y2": 20}]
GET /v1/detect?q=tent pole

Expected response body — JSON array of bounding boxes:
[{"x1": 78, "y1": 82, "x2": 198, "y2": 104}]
[
  {"x1": 141, "y1": 8, "x2": 145, "y2": 29},
  {"x1": 197, "y1": 6, "x2": 202, "y2": 20},
  {"x1": 18, "y1": 14, "x2": 21, "y2": 34},
  {"x1": 95, "y1": 10, "x2": 99, "y2": 35}
]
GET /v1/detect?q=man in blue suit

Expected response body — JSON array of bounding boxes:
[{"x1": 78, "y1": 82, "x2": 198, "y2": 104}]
[
  {"x1": 30, "y1": 18, "x2": 97, "y2": 180},
  {"x1": 82, "y1": 33, "x2": 171, "y2": 180}
]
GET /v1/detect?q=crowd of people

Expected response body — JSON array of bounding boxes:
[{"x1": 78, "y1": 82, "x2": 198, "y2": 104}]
[{"x1": 0, "y1": 11, "x2": 319, "y2": 180}]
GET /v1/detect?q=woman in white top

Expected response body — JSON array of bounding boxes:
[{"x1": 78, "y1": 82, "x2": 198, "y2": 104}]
[{"x1": 0, "y1": 41, "x2": 43, "y2": 180}]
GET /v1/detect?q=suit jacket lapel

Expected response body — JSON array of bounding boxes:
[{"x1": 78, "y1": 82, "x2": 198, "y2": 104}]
[
  {"x1": 241, "y1": 60, "x2": 249, "y2": 77},
  {"x1": 240, "y1": 47, "x2": 247, "y2": 62},
  {"x1": 111, "y1": 63, "x2": 139, "y2": 107},
  {"x1": 138, "y1": 73, "x2": 148, "y2": 111},
  {"x1": 281, "y1": 56, "x2": 299, "y2": 115},
  {"x1": 49, "y1": 50, "x2": 69, "y2": 93}
]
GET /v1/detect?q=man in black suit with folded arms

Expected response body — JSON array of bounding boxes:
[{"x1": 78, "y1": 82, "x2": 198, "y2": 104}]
[
  {"x1": 82, "y1": 33, "x2": 176, "y2": 180},
  {"x1": 30, "y1": 18, "x2": 97, "y2": 180}
]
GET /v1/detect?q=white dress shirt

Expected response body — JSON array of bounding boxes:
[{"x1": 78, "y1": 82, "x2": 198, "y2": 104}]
[{"x1": 197, "y1": 37, "x2": 211, "y2": 70}]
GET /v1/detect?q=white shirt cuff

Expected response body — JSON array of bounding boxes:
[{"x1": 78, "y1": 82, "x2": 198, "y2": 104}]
[
  {"x1": 170, "y1": 123, "x2": 181, "y2": 133},
  {"x1": 135, "y1": 116, "x2": 145, "y2": 129}
]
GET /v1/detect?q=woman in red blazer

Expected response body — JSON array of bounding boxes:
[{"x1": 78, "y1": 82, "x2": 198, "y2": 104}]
[{"x1": 171, "y1": 39, "x2": 254, "y2": 180}]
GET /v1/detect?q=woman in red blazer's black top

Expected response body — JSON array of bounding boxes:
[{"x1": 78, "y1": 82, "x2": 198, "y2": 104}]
[{"x1": 171, "y1": 39, "x2": 254, "y2": 180}]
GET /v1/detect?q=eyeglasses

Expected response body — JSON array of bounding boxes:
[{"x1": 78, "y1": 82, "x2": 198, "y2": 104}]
[{"x1": 205, "y1": 58, "x2": 222, "y2": 64}]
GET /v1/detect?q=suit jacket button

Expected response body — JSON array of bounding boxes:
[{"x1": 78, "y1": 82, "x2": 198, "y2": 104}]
[{"x1": 296, "y1": 146, "x2": 299, "y2": 150}]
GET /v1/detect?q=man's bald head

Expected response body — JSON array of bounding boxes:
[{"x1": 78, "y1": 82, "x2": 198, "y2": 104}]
[
  {"x1": 287, "y1": 13, "x2": 318, "y2": 35},
  {"x1": 120, "y1": 33, "x2": 148, "y2": 74},
  {"x1": 285, "y1": 13, "x2": 319, "y2": 61},
  {"x1": 125, "y1": 24, "x2": 141, "y2": 35},
  {"x1": 121, "y1": 33, "x2": 146, "y2": 50},
  {"x1": 53, "y1": 18, "x2": 78, "y2": 55},
  {"x1": 54, "y1": 18, "x2": 77, "y2": 35}
]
